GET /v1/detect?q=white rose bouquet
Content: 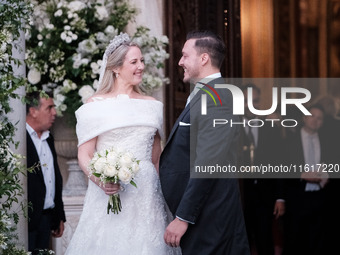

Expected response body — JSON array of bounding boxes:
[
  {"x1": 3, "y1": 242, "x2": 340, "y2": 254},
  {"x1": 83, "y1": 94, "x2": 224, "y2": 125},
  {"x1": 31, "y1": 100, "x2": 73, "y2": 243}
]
[{"x1": 88, "y1": 147, "x2": 140, "y2": 214}]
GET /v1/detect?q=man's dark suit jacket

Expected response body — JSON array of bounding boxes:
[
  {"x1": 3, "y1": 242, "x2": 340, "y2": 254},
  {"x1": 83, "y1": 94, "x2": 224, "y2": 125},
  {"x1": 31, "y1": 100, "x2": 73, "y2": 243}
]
[
  {"x1": 26, "y1": 131, "x2": 66, "y2": 232},
  {"x1": 283, "y1": 129, "x2": 335, "y2": 255},
  {"x1": 160, "y1": 78, "x2": 250, "y2": 255},
  {"x1": 284, "y1": 129, "x2": 334, "y2": 202}
]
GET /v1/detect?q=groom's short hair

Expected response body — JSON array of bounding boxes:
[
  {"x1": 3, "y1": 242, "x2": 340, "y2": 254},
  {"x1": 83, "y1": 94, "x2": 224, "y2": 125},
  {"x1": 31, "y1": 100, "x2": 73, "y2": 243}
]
[{"x1": 186, "y1": 30, "x2": 226, "y2": 69}]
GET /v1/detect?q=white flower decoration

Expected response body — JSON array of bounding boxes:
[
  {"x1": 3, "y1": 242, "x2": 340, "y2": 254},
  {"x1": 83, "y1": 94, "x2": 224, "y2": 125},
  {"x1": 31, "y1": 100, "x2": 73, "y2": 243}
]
[
  {"x1": 106, "y1": 152, "x2": 118, "y2": 166},
  {"x1": 131, "y1": 162, "x2": 140, "y2": 174},
  {"x1": 77, "y1": 39, "x2": 97, "y2": 54},
  {"x1": 104, "y1": 164, "x2": 118, "y2": 177},
  {"x1": 68, "y1": 0, "x2": 86, "y2": 12},
  {"x1": 95, "y1": 6, "x2": 109, "y2": 21},
  {"x1": 27, "y1": 68, "x2": 41, "y2": 84},
  {"x1": 54, "y1": 9, "x2": 63, "y2": 17},
  {"x1": 119, "y1": 152, "x2": 134, "y2": 168},
  {"x1": 93, "y1": 80, "x2": 99, "y2": 89},
  {"x1": 90, "y1": 62, "x2": 101, "y2": 74},
  {"x1": 93, "y1": 157, "x2": 107, "y2": 174},
  {"x1": 79, "y1": 85, "x2": 95, "y2": 103},
  {"x1": 118, "y1": 167, "x2": 133, "y2": 184},
  {"x1": 104, "y1": 25, "x2": 117, "y2": 36}
]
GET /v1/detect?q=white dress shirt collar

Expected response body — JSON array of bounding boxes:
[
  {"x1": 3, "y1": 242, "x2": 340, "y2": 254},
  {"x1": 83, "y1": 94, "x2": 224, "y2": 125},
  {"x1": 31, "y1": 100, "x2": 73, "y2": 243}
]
[
  {"x1": 26, "y1": 123, "x2": 50, "y2": 141},
  {"x1": 204, "y1": 72, "x2": 222, "y2": 79},
  {"x1": 186, "y1": 73, "x2": 222, "y2": 106}
]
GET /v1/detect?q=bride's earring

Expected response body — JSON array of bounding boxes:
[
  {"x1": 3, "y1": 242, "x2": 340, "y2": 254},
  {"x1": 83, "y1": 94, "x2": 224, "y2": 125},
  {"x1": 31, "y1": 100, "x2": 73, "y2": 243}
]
[{"x1": 115, "y1": 72, "x2": 119, "y2": 78}]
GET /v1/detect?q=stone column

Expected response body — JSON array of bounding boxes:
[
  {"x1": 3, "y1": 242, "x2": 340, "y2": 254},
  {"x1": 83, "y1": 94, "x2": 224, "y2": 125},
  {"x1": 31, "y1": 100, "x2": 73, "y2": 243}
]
[
  {"x1": 126, "y1": 0, "x2": 164, "y2": 38},
  {"x1": 126, "y1": 0, "x2": 165, "y2": 102},
  {"x1": 7, "y1": 29, "x2": 28, "y2": 250}
]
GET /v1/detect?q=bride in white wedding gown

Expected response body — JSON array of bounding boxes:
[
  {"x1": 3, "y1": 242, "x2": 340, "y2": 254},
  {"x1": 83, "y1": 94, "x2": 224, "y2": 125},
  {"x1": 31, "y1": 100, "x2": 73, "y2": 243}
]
[{"x1": 65, "y1": 33, "x2": 180, "y2": 255}]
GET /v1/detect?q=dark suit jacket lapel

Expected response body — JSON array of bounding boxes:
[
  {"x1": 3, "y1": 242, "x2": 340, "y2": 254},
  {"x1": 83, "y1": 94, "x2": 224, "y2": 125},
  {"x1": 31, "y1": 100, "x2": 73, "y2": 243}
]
[
  {"x1": 165, "y1": 88, "x2": 204, "y2": 146},
  {"x1": 46, "y1": 135, "x2": 60, "y2": 177},
  {"x1": 166, "y1": 105, "x2": 190, "y2": 146},
  {"x1": 296, "y1": 131, "x2": 305, "y2": 164},
  {"x1": 26, "y1": 131, "x2": 44, "y2": 181},
  {"x1": 46, "y1": 136, "x2": 55, "y2": 158},
  {"x1": 165, "y1": 78, "x2": 222, "y2": 145},
  {"x1": 319, "y1": 132, "x2": 327, "y2": 163}
]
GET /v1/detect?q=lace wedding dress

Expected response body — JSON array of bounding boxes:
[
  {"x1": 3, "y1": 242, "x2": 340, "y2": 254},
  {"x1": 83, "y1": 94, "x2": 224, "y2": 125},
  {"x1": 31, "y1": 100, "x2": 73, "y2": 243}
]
[{"x1": 65, "y1": 95, "x2": 180, "y2": 255}]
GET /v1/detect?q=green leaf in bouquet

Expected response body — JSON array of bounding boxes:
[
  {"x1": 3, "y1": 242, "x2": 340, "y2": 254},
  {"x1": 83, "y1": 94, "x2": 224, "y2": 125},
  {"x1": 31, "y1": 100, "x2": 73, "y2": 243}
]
[
  {"x1": 130, "y1": 180, "x2": 137, "y2": 188},
  {"x1": 92, "y1": 173, "x2": 101, "y2": 178}
]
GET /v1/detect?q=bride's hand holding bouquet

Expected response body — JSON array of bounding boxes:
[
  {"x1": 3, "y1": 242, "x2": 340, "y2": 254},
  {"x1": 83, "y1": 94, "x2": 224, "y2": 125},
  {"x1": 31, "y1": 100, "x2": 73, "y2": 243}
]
[
  {"x1": 88, "y1": 147, "x2": 140, "y2": 214},
  {"x1": 101, "y1": 182, "x2": 121, "y2": 196}
]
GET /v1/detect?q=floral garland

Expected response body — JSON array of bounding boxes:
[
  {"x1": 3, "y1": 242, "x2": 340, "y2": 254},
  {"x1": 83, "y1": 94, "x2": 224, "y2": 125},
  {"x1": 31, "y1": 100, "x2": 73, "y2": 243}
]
[
  {"x1": 26, "y1": 0, "x2": 169, "y2": 119},
  {"x1": 1, "y1": 0, "x2": 36, "y2": 254}
]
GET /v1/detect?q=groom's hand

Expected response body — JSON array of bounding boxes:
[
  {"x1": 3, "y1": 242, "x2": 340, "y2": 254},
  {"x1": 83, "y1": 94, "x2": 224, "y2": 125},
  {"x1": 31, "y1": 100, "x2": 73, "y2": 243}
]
[{"x1": 164, "y1": 217, "x2": 188, "y2": 247}]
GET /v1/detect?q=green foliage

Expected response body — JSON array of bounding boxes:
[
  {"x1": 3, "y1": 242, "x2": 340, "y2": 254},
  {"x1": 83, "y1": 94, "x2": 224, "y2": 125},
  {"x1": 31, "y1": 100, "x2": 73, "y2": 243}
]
[
  {"x1": 110, "y1": 0, "x2": 137, "y2": 29},
  {"x1": 0, "y1": 0, "x2": 33, "y2": 254}
]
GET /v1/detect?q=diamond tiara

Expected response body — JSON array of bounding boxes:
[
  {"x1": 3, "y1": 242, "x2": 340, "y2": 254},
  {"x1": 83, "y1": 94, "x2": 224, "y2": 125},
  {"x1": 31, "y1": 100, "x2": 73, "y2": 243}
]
[{"x1": 104, "y1": 32, "x2": 131, "y2": 57}]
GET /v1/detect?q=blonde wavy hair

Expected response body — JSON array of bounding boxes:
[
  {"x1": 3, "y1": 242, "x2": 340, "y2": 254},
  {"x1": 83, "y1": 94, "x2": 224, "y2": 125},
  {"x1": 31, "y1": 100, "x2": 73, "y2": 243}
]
[{"x1": 95, "y1": 42, "x2": 142, "y2": 95}]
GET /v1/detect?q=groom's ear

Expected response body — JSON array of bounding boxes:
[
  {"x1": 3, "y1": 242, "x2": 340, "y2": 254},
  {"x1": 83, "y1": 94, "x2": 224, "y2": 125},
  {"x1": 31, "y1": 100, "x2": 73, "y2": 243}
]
[{"x1": 200, "y1": 53, "x2": 210, "y2": 66}]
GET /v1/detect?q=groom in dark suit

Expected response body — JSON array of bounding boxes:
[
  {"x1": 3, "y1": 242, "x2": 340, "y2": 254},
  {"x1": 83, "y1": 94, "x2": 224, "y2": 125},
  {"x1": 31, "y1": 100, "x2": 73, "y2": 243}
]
[
  {"x1": 26, "y1": 91, "x2": 66, "y2": 253},
  {"x1": 160, "y1": 30, "x2": 250, "y2": 255}
]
